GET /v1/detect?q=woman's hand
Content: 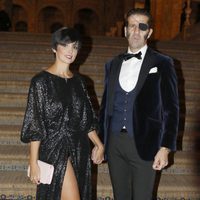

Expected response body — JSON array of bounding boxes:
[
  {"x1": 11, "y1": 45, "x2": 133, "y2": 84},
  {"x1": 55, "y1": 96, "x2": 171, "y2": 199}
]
[
  {"x1": 29, "y1": 141, "x2": 41, "y2": 184},
  {"x1": 29, "y1": 161, "x2": 41, "y2": 185},
  {"x1": 88, "y1": 130, "x2": 104, "y2": 164},
  {"x1": 91, "y1": 145, "x2": 104, "y2": 164}
]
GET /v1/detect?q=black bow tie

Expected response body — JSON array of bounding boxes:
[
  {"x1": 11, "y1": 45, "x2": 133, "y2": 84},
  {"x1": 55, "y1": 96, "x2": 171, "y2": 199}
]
[{"x1": 123, "y1": 51, "x2": 142, "y2": 61}]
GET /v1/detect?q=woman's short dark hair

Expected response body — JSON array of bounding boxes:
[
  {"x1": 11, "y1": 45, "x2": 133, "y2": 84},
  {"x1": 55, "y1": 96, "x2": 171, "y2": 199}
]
[
  {"x1": 124, "y1": 8, "x2": 153, "y2": 28},
  {"x1": 51, "y1": 27, "x2": 82, "y2": 50}
]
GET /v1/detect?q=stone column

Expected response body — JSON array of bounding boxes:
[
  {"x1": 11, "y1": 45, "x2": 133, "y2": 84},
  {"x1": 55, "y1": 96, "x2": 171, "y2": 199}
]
[{"x1": 150, "y1": 0, "x2": 183, "y2": 40}]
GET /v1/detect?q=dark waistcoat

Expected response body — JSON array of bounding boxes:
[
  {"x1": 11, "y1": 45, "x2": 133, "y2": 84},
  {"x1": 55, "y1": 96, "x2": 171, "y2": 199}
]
[{"x1": 110, "y1": 79, "x2": 136, "y2": 136}]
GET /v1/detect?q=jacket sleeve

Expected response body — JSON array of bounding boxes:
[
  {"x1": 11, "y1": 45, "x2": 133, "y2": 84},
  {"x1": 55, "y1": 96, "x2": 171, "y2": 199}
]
[
  {"x1": 99, "y1": 60, "x2": 112, "y2": 142},
  {"x1": 160, "y1": 57, "x2": 179, "y2": 151}
]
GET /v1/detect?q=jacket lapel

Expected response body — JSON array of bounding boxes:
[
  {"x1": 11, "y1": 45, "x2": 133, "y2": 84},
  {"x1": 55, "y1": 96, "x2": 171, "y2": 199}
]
[
  {"x1": 135, "y1": 48, "x2": 155, "y2": 97},
  {"x1": 107, "y1": 55, "x2": 124, "y2": 115}
]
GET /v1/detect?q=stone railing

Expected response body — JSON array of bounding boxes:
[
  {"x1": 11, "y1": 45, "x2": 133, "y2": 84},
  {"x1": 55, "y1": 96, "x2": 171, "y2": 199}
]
[{"x1": 182, "y1": 0, "x2": 200, "y2": 39}]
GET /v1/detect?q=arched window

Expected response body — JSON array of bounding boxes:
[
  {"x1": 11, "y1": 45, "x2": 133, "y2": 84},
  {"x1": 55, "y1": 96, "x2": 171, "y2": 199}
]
[
  {"x1": 0, "y1": 10, "x2": 11, "y2": 31},
  {"x1": 38, "y1": 6, "x2": 64, "y2": 33},
  {"x1": 74, "y1": 8, "x2": 99, "y2": 36},
  {"x1": 15, "y1": 21, "x2": 27, "y2": 32},
  {"x1": 12, "y1": 5, "x2": 27, "y2": 32}
]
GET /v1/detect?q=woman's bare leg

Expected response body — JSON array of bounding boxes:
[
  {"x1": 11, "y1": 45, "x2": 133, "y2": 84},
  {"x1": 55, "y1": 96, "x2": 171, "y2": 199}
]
[{"x1": 61, "y1": 159, "x2": 80, "y2": 200}]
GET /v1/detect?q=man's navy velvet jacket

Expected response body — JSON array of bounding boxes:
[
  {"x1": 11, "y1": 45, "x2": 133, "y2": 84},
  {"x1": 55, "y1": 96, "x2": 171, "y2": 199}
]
[{"x1": 99, "y1": 47, "x2": 179, "y2": 161}]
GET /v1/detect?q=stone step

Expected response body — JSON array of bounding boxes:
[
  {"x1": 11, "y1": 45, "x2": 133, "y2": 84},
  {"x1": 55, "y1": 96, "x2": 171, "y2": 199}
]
[
  {"x1": 0, "y1": 105, "x2": 199, "y2": 130},
  {"x1": 0, "y1": 70, "x2": 36, "y2": 81},
  {"x1": 0, "y1": 171, "x2": 199, "y2": 199},
  {"x1": 0, "y1": 135, "x2": 23, "y2": 146},
  {"x1": 0, "y1": 171, "x2": 36, "y2": 198},
  {"x1": 1, "y1": 32, "x2": 200, "y2": 51},
  {"x1": 0, "y1": 69, "x2": 104, "y2": 81},
  {"x1": 0, "y1": 125, "x2": 21, "y2": 137},
  {"x1": 0, "y1": 171, "x2": 200, "y2": 199},
  {"x1": 0, "y1": 32, "x2": 51, "y2": 42},
  {"x1": 1, "y1": 53, "x2": 200, "y2": 73},
  {"x1": 0, "y1": 78, "x2": 200, "y2": 100},
  {"x1": 0, "y1": 158, "x2": 27, "y2": 172},
  {"x1": 0, "y1": 91, "x2": 200, "y2": 117},
  {"x1": 0, "y1": 93, "x2": 27, "y2": 107},
  {"x1": 181, "y1": 116, "x2": 200, "y2": 132},
  {"x1": 0, "y1": 126, "x2": 199, "y2": 152},
  {"x1": 0, "y1": 32, "x2": 200, "y2": 200},
  {"x1": 0, "y1": 51, "x2": 117, "y2": 64},
  {"x1": 0, "y1": 143, "x2": 199, "y2": 175},
  {"x1": 0, "y1": 40, "x2": 126, "y2": 54},
  {"x1": 0, "y1": 44, "x2": 199, "y2": 61},
  {"x1": 159, "y1": 51, "x2": 200, "y2": 63},
  {"x1": 0, "y1": 93, "x2": 101, "y2": 109},
  {"x1": 178, "y1": 131, "x2": 200, "y2": 151},
  {"x1": 0, "y1": 145, "x2": 29, "y2": 160},
  {"x1": 1, "y1": 54, "x2": 200, "y2": 69},
  {"x1": 0, "y1": 60, "x2": 107, "y2": 75},
  {"x1": 0, "y1": 73, "x2": 199, "y2": 93},
  {"x1": 183, "y1": 89, "x2": 200, "y2": 102},
  {"x1": 97, "y1": 172, "x2": 200, "y2": 199},
  {"x1": 0, "y1": 81, "x2": 29, "y2": 94},
  {"x1": 1, "y1": 60, "x2": 200, "y2": 82},
  {"x1": 98, "y1": 150, "x2": 200, "y2": 176},
  {"x1": 0, "y1": 72, "x2": 199, "y2": 95},
  {"x1": 0, "y1": 97, "x2": 199, "y2": 120},
  {"x1": 155, "y1": 40, "x2": 200, "y2": 51},
  {"x1": 0, "y1": 107, "x2": 25, "y2": 125},
  {"x1": 0, "y1": 130, "x2": 200, "y2": 152},
  {"x1": 1, "y1": 123, "x2": 199, "y2": 150}
]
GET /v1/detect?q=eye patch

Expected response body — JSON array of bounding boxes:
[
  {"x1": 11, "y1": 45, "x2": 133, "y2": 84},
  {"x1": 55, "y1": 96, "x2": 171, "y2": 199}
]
[{"x1": 139, "y1": 23, "x2": 149, "y2": 31}]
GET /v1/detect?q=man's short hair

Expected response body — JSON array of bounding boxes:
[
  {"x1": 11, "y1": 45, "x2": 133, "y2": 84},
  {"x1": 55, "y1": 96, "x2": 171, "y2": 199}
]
[{"x1": 124, "y1": 8, "x2": 153, "y2": 28}]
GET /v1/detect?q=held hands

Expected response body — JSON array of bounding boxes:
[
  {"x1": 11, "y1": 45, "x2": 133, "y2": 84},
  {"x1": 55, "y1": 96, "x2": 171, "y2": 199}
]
[
  {"x1": 29, "y1": 162, "x2": 41, "y2": 185},
  {"x1": 152, "y1": 147, "x2": 170, "y2": 170},
  {"x1": 87, "y1": 130, "x2": 104, "y2": 164},
  {"x1": 91, "y1": 145, "x2": 104, "y2": 165}
]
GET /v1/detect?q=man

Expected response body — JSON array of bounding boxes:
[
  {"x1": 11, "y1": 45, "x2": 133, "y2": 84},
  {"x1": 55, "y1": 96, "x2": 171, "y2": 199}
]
[{"x1": 99, "y1": 8, "x2": 179, "y2": 200}]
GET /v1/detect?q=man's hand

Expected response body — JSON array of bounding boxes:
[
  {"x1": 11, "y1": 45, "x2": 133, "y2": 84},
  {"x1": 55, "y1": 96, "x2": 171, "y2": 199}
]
[{"x1": 152, "y1": 147, "x2": 170, "y2": 170}]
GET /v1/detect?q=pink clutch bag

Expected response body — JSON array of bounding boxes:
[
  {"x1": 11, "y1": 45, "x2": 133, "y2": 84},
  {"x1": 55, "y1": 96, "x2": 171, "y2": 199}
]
[{"x1": 27, "y1": 160, "x2": 54, "y2": 184}]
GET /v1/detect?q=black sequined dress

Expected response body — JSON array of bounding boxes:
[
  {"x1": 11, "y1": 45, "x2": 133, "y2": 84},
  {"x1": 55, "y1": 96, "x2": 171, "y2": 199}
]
[{"x1": 21, "y1": 71, "x2": 98, "y2": 200}]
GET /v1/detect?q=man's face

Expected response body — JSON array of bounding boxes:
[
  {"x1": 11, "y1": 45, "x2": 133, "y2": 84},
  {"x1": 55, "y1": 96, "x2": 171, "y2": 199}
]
[{"x1": 125, "y1": 14, "x2": 153, "y2": 52}]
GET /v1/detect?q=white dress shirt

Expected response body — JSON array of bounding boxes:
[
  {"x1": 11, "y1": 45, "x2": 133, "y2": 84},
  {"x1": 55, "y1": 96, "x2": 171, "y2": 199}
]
[{"x1": 119, "y1": 45, "x2": 147, "y2": 92}]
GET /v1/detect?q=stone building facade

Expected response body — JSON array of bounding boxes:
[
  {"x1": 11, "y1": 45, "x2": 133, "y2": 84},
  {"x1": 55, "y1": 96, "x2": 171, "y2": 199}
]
[
  {"x1": 0, "y1": 0, "x2": 199, "y2": 40},
  {"x1": 0, "y1": 0, "x2": 136, "y2": 36}
]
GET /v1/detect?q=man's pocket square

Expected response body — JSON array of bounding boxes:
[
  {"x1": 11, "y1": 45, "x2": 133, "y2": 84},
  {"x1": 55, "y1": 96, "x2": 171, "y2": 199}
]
[{"x1": 149, "y1": 67, "x2": 158, "y2": 73}]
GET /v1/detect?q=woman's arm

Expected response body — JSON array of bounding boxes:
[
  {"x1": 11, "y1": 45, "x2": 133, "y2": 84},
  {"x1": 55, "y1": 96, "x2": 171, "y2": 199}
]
[
  {"x1": 88, "y1": 130, "x2": 104, "y2": 164},
  {"x1": 29, "y1": 141, "x2": 41, "y2": 184}
]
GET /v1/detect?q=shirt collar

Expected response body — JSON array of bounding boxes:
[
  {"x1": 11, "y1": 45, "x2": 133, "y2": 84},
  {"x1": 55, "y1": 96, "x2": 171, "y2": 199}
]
[{"x1": 127, "y1": 44, "x2": 147, "y2": 59}]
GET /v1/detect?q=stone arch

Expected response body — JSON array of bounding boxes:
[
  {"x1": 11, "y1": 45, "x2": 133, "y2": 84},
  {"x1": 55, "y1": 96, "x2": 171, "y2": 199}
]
[
  {"x1": 12, "y1": 4, "x2": 27, "y2": 32},
  {"x1": 0, "y1": 10, "x2": 11, "y2": 31},
  {"x1": 74, "y1": 8, "x2": 99, "y2": 36},
  {"x1": 38, "y1": 6, "x2": 64, "y2": 33}
]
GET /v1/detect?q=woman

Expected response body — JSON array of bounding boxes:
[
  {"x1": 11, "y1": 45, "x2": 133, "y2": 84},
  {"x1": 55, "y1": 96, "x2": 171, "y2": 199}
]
[{"x1": 21, "y1": 27, "x2": 104, "y2": 200}]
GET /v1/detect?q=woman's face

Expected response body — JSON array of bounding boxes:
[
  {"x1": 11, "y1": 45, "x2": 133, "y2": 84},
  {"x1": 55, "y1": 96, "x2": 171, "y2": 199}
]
[{"x1": 54, "y1": 42, "x2": 79, "y2": 65}]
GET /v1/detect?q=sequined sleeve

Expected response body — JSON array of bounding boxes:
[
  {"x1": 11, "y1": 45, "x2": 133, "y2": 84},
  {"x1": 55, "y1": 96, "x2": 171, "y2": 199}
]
[
  {"x1": 21, "y1": 77, "x2": 47, "y2": 143},
  {"x1": 79, "y1": 75, "x2": 99, "y2": 133}
]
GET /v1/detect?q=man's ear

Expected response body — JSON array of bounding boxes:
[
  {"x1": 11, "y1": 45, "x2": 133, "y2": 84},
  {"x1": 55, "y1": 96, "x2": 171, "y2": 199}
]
[{"x1": 147, "y1": 28, "x2": 153, "y2": 39}]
